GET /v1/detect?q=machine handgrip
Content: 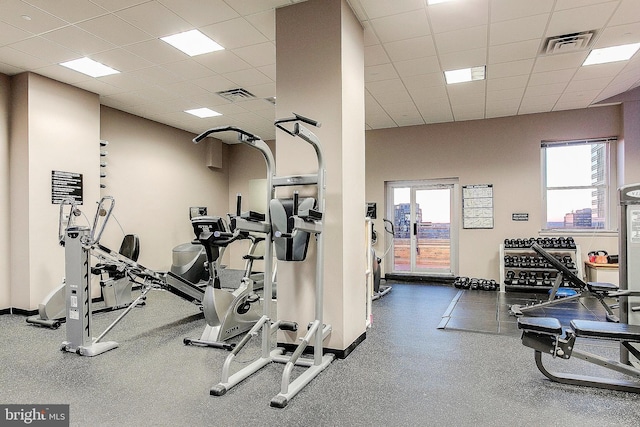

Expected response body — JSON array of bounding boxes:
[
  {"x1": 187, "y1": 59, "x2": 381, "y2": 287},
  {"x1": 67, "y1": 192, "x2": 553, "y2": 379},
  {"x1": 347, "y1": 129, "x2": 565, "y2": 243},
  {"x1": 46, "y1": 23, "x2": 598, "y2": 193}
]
[
  {"x1": 293, "y1": 112, "x2": 321, "y2": 128},
  {"x1": 193, "y1": 126, "x2": 260, "y2": 143}
]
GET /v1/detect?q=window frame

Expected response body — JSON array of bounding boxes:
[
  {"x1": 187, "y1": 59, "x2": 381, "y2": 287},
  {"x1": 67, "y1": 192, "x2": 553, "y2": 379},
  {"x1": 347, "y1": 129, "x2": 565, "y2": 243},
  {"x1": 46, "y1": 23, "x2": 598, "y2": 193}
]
[{"x1": 541, "y1": 137, "x2": 617, "y2": 233}]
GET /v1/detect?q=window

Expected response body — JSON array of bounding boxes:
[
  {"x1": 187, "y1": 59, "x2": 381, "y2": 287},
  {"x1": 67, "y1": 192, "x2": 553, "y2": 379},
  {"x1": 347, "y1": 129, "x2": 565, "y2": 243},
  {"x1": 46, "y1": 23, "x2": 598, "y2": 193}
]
[{"x1": 542, "y1": 137, "x2": 616, "y2": 231}]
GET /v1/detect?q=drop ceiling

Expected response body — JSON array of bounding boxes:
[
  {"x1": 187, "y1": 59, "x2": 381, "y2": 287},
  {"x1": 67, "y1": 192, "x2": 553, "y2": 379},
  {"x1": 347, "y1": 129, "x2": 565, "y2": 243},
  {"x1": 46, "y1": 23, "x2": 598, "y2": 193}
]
[{"x1": 1, "y1": 0, "x2": 639, "y2": 143}]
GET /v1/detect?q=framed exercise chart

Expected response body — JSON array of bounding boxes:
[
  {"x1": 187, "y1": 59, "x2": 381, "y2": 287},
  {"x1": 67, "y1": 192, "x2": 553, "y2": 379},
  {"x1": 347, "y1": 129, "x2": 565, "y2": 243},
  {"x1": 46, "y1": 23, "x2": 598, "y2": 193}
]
[{"x1": 462, "y1": 184, "x2": 494, "y2": 229}]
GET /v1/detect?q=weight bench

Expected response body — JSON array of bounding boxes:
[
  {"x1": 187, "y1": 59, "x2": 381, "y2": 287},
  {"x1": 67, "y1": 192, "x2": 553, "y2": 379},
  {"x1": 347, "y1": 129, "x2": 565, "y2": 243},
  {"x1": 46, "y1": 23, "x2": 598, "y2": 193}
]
[
  {"x1": 509, "y1": 243, "x2": 620, "y2": 322},
  {"x1": 518, "y1": 316, "x2": 640, "y2": 393}
]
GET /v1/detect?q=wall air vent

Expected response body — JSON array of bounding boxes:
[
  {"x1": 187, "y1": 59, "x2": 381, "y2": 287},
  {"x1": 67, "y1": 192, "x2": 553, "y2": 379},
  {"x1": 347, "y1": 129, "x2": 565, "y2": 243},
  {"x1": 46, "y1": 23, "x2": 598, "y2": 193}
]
[
  {"x1": 216, "y1": 88, "x2": 256, "y2": 102},
  {"x1": 542, "y1": 31, "x2": 595, "y2": 55}
]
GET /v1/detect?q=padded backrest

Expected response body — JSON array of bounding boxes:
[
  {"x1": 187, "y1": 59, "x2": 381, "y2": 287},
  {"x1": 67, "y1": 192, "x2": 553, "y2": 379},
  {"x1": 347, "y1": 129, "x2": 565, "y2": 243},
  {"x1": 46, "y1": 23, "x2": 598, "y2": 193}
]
[
  {"x1": 531, "y1": 243, "x2": 586, "y2": 289},
  {"x1": 119, "y1": 234, "x2": 140, "y2": 262},
  {"x1": 270, "y1": 197, "x2": 315, "y2": 261}
]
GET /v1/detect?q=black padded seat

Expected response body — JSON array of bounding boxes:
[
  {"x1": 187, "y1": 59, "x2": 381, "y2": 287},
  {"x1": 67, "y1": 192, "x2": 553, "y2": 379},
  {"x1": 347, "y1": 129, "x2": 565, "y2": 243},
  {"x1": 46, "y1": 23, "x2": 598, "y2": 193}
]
[
  {"x1": 570, "y1": 319, "x2": 640, "y2": 342},
  {"x1": 517, "y1": 317, "x2": 562, "y2": 335},
  {"x1": 587, "y1": 281, "x2": 619, "y2": 291}
]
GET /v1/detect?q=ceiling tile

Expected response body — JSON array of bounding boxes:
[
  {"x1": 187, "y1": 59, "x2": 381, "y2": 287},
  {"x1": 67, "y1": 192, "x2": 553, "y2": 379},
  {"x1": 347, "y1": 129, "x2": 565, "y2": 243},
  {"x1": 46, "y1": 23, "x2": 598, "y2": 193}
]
[
  {"x1": 9, "y1": 36, "x2": 78, "y2": 63},
  {"x1": 486, "y1": 87, "x2": 525, "y2": 101},
  {"x1": 359, "y1": 0, "x2": 424, "y2": 19},
  {"x1": 195, "y1": 50, "x2": 251, "y2": 74},
  {"x1": 0, "y1": 61, "x2": 25, "y2": 75},
  {"x1": 609, "y1": 0, "x2": 640, "y2": 26},
  {"x1": 489, "y1": 14, "x2": 548, "y2": 46},
  {"x1": 488, "y1": 59, "x2": 535, "y2": 78},
  {"x1": 438, "y1": 48, "x2": 487, "y2": 70},
  {"x1": 42, "y1": 26, "x2": 116, "y2": 56},
  {"x1": 370, "y1": 10, "x2": 430, "y2": 43},
  {"x1": 533, "y1": 52, "x2": 588, "y2": 73},
  {"x1": 394, "y1": 56, "x2": 441, "y2": 77},
  {"x1": 573, "y1": 61, "x2": 627, "y2": 79},
  {"x1": 384, "y1": 36, "x2": 436, "y2": 62},
  {"x1": 164, "y1": 80, "x2": 210, "y2": 98},
  {"x1": 129, "y1": 66, "x2": 180, "y2": 86},
  {"x1": 116, "y1": 2, "x2": 192, "y2": 38},
  {"x1": 233, "y1": 42, "x2": 276, "y2": 67},
  {"x1": 435, "y1": 25, "x2": 487, "y2": 54},
  {"x1": 427, "y1": 0, "x2": 489, "y2": 34},
  {"x1": 363, "y1": 22, "x2": 380, "y2": 46},
  {"x1": 158, "y1": 0, "x2": 239, "y2": 27},
  {"x1": 490, "y1": 0, "x2": 554, "y2": 22},
  {"x1": 162, "y1": 59, "x2": 214, "y2": 80},
  {"x1": 365, "y1": 63, "x2": 398, "y2": 82},
  {"x1": 222, "y1": 68, "x2": 272, "y2": 87},
  {"x1": 257, "y1": 64, "x2": 276, "y2": 80},
  {"x1": 31, "y1": 64, "x2": 91, "y2": 84},
  {"x1": 192, "y1": 74, "x2": 237, "y2": 93},
  {"x1": 565, "y1": 76, "x2": 613, "y2": 92},
  {"x1": 77, "y1": 14, "x2": 153, "y2": 46},
  {"x1": 87, "y1": 0, "x2": 149, "y2": 12},
  {"x1": 244, "y1": 82, "x2": 275, "y2": 98},
  {"x1": 528, "y1": 69, "x2": 575, "y2": 86},
  {"x1": 364, "y1": 44, "x2": 389, "y2": 66},
  {"x1": 546, "y1": 2, "x2": 618, "y2": 37},
  {"x1": 23, "y1": 0, "x2": 108, "y2": 24},
  {"x1": 489, "y1": 39, "x2": 540, "y2": 64},
  {"x1": 594, "y1": 22, "x2": 640, "y2": 48},
  {"x1": 98, "y1": 72, "x2": 155, "y2": 91},
  {"x1": 201, "y1": 18, "x2": 268, "y2": 50},
  {"x1": 486, "y1": 74, "x2": 528, "y2": 91},
  {"x1": 366, "y1": 78, "x2": 412, "y2": 104},
  {"x1": 245, "y1": 10, "x2": 276, "y2": 41},
  {"x1": 0, "y1": 21, "x2": 33, "y2": 46},
  {"x1": 525, "y1": 83, "x2": 568, "y2": 96},
  {"x1": 74, "y1": 78, "x2": 122, "y2": 96},
  {"x1": 0, "y1": 1, "x2": 68, "y2": 34},
  {"x1": 366, "y1": 112, "x2": 397, "y2": 129},
  {"x1": 125, "y1": 39, "x2": 187, "y2": 64},
  {"x1": 91, "y1": 48, "x2": 154, "y2": 72},
  {"x1": 452, "y1": 103, "x2": 485, "y2": 121},
  {"x1": 223, "y1": 0, "x2": 292, "y2": 16}
]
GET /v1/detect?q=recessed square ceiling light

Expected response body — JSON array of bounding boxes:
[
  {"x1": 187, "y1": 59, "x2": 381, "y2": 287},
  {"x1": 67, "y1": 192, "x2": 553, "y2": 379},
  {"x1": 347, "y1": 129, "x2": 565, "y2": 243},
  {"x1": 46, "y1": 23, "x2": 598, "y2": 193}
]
[
  {"x1": 583, "y1": 43, "x2": 640, "y2": 66},
  {"x1": 184, "y1": 108, "x2": 222, "y2": 118},
  {"x1": 59, "y1": 57, "x2": 119, "y2": 77},
  {"x1": 161, "y1": 30, "x2": 224, "y2": 56},
  {"x1": 444, "y1": 66, "x2": 486, "y2": 84}
]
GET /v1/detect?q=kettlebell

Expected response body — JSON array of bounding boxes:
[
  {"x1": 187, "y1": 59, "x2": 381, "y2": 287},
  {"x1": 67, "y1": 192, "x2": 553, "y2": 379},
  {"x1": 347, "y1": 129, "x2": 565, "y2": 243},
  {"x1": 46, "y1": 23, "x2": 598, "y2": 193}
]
[{"x1": 589, "y1": 250, "x2": 608, "y2": 263}]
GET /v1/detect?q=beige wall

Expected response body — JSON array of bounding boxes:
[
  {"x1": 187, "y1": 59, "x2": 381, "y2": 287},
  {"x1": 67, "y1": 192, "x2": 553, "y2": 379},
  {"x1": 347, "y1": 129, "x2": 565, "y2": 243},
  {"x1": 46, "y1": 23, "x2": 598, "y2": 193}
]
[
  {"x1": 10, "y1": 73, "x2": 100, "y2": 310},
  {"x1": 276, "y1": 0, "x2": 366, "y2": 351},
  {"x1": 99, "y1": 106, "x2": 229, "y2": 271},
  {"x1": 226, "y1": 140, "x2": 275, "y2": 270},
  {"x1": 0, "y1": 73, "x2": 10, "y2": 310},
  {"x1": 366, "y1": 106, "x2": 622, "y2": 281}
]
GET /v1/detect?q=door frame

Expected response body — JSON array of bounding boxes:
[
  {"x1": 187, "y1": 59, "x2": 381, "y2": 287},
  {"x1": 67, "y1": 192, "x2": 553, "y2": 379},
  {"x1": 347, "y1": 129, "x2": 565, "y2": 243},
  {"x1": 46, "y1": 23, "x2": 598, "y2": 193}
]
[{"x1": 385, "y1": 178, "x2": 459, "y2": 277}]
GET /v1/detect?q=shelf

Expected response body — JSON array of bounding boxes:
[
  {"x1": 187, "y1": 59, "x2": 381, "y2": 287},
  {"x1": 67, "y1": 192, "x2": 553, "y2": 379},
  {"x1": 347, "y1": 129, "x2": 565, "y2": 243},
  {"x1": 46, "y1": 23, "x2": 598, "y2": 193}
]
[{"x1": 499, "y1": 242, "x2": 582, "y2": 293}]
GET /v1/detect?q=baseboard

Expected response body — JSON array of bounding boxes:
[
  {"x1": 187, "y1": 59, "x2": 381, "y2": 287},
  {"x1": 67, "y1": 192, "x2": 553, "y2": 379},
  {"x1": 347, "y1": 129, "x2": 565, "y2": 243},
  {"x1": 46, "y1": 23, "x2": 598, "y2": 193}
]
[
  {"x1": 278, "y1": 330, "x2": 366, "y2": 360},
  {"x1": 384, "y1": 274, "x2": 455, "y2": 284},
  {"x1": 0, "y1": 307, "x2": 38, "y2": 316}
]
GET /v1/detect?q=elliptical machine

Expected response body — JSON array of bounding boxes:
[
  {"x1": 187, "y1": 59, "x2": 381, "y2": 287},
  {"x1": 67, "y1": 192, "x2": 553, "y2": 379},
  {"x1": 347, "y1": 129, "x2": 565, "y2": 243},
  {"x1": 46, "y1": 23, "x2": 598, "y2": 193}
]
[{"x1": 183, "y1": 203, "x2": 263, "y2": 350}]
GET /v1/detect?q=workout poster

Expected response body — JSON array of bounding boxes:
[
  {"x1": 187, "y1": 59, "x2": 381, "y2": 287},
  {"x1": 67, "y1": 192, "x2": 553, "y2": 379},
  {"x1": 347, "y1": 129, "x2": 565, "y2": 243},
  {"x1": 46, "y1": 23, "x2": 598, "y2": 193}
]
[
  {"x1": 462, "y1": 184, "x2": 494, "y2": 229},
  {"x1": 51, "y1": 170, "x2": 83, "y2": 204}
]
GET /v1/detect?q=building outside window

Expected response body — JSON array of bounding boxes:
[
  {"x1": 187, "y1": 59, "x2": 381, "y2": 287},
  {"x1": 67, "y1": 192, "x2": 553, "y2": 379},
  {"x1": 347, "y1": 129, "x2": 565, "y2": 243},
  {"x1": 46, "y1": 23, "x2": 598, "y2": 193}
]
[{"x1": 542, "y1": 137, "x2": 616, "y2": 231}]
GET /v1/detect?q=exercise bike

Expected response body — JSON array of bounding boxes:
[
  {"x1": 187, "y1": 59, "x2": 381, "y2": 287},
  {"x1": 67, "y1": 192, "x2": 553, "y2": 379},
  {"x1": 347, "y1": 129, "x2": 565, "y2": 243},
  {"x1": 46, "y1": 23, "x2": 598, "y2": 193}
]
[{"x1": 183, "y1": 209, "x2": 264, "y2": 350}]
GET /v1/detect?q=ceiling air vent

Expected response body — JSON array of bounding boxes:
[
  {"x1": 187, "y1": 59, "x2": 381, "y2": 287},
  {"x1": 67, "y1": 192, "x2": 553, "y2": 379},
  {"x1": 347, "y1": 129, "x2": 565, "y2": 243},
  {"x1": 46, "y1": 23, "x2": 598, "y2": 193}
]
[
  {"x1": 216, "y1": 88, "x2": 256, "y2": 102},
  {"x1": 543, "y1": 31, "x2": 595, "y2": 55}
]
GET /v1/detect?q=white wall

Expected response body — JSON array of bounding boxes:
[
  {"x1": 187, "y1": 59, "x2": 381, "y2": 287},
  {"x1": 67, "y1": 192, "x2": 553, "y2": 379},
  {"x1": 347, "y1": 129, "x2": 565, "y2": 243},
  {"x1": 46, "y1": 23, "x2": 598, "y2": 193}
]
[
  {"x1": 366, "y1": 106, "x2": 623, "y2": 281},
  {"x1": 0, "y1": 73, "x2": 10, "y2": 310},
  {"x1": 99, "y1": 106, "x2": 229, "y2": 271},
  {"x1": 10, "y1": 73, "x2": 100, "y2": 310}
]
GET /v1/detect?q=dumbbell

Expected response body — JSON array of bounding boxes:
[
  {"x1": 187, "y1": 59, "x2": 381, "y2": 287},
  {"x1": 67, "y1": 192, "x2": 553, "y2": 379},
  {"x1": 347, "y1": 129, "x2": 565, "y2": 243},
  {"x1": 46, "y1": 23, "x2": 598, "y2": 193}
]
[{"x1": 505, "y1": 270, "x2": 515, "y2": 285}]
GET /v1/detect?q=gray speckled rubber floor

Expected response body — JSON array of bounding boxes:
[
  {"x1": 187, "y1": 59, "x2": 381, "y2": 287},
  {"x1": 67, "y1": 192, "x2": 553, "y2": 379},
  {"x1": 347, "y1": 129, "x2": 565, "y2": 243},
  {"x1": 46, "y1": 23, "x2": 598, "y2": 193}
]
[{"x1": 1, "y1": 282, "x2": 639, "y2": 426}]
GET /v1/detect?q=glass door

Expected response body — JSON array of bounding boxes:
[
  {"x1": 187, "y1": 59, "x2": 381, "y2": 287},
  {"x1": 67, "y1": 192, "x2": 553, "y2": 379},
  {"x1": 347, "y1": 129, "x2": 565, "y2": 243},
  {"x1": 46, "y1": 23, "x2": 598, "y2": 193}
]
[{"x1": 387, "y1": 180, "x2": 458, "y2": 277}]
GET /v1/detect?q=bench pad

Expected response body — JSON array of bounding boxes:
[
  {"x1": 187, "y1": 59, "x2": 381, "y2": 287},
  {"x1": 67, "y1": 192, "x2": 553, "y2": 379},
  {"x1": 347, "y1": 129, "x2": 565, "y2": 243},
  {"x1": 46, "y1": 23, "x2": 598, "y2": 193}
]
[
  {"x1": 570, "y1": 319, "x2": 640, "y2": 342},
  {"x1": 517, "y1": 317, "x2": 562, "y2": 335}
]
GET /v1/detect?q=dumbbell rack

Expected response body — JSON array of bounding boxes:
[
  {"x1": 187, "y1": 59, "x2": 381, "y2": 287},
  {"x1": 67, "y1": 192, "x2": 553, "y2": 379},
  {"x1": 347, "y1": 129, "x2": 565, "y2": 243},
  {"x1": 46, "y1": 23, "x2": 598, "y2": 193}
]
[{"x1": 499, "y1": 238, "x2": 582, "y2": 293}]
